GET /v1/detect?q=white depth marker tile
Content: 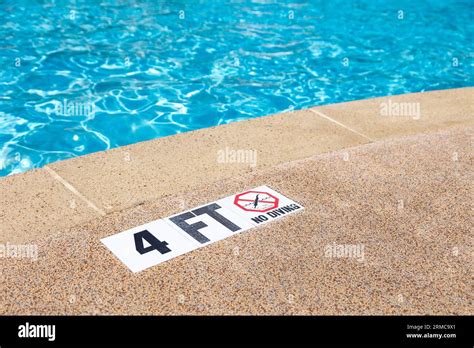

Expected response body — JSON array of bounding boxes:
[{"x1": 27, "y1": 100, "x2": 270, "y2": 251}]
[
  {"x1": 101, "y1": 219, "x2": 198, "y2": 273},
  {"x1": 101, "y1": 186, "x2": 304, "y2": 273}
]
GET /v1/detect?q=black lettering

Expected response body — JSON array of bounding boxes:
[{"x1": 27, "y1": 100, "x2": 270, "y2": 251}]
[
  {"x1": 134, "y1": 230, "x2": 171, "y2": 255},
  {"x1": 251, "y1": 215, "x2": 269, "y2": 224},
  {"x1": 169, "y1": 212, "x2": 210, "y2": 244},
  {"x1": 192, "y1": 203, "x2": 241, "y2": 232}
]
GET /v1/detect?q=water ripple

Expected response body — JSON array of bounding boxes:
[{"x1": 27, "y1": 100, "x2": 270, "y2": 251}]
[{"x1": 0, "y1": 0, "x2": 473, "y2": 176}]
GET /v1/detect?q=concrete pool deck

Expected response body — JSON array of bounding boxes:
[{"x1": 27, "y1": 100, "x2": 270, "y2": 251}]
[{"x1": 0, "y1": 87, "x2": 472, "y2": 314}]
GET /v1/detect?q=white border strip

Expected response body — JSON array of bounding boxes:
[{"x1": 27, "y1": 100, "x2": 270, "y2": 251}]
[
  {"x1": 44, "y1": 166, "x2": 106, "y2": 216},
  {"x1": 310, "y1": 109, "x2": 375, "y2": 142}
]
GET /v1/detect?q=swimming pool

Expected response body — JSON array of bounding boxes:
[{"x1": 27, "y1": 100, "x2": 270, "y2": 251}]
[{"x1": 0, "y1": 0, "x2": 473, "y2": 176}]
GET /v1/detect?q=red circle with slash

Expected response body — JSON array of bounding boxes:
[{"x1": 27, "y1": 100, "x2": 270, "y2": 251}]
[{"x1": 233, "y1": 190, "x2": 279, "y2": 213}]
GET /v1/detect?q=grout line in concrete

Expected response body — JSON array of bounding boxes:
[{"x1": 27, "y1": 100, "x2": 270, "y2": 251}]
[
  {"x1": 44, "y1": 166, "x2": 106, "y2": 216},
  {"x1": 309, "y1": 108, "x2": 375, "y2": 142}
]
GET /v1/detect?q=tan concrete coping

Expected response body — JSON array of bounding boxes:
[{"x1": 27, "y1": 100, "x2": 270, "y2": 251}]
[
  {"x1": 46, "y1": 107, "x2": 367, "y2": 214},
  {"x1": 0, "y1": 169, "x2": 101, "y2": 244},
  {"x1": 317, "y1": 87, "x2": 473, "y2": 140},
  {"x1": 0, "y1": 87, "x2": 472, "y2": 244}
]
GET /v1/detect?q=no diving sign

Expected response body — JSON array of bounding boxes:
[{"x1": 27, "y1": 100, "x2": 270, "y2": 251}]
[
  {"x1": 101, "y1": 185, "x2": 304, "y2": 272},
  {"x1": 223, "y1": 186, "x2": 301, "y2": 225},
  {"x1": 233, "y1": 190, "x2": 279, "y2": 212}
]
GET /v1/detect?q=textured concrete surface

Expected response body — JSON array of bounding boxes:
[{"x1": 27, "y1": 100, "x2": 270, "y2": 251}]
[
  {"x1": 47, "y1": 108, "x2": 367, "y2": 213},
  {"x1": 317, "y1": 87, "x2": 473, "y2": 140},
  {"x1": 0, "y1": 169, "x2": 101, "y2": 244},
  {"x1": 1, "y1": 125, "x2": 471, "y2": 315}
]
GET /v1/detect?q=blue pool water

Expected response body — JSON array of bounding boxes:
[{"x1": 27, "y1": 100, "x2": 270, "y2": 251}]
[{"x1": 0, "y1": 0, "x2": 473, "y2": 176}]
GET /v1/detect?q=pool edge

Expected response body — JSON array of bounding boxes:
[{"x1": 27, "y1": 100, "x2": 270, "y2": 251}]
[{"x1": 1, "y1": 87, "x2": 473, "y2": 243}]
